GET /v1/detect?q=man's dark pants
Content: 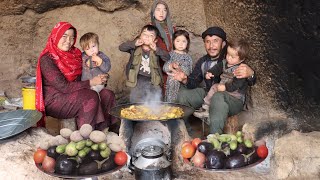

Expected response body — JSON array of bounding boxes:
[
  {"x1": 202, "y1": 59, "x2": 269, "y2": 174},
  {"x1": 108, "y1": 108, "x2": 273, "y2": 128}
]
[{"x1": 177, "y1": 86, "x2": 243, "y2": 134}]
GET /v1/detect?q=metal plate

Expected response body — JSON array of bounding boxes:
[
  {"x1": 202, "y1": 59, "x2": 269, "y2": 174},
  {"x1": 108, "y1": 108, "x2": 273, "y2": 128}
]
[
  {"x1": 21, "y1": 76, "x2": 36, "y2": 83},
  {"x1": 0, "y1": 110, "x2": 42, "y2": 140},
  {"x1": 36, "y1": 163, "x2": 123, "y2": 179},
  {"x1": 109, "y1": 102, "x2": 194, "y2": 121},
  {"x1": 183, "y1": 157, "x2": 266, "y2": 172}
]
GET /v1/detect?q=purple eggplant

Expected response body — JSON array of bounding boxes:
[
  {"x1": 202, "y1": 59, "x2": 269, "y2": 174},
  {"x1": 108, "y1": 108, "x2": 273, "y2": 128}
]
[
  {"x1": 54, "y1": 155, "x2": 78, "y2": 175},
  {"x1": 246, "y1": 148, "x2": 259, "y2": 165},
  {"x1": 236, "y1": 143, "x2": 248, "y2": 154},
  {"x1": 205, "y1": 150, "x2": 226, "y2": 169},
  {"x1": 225, "y1": 154, "x2": 246, "y2": 169},
  {"x1": 197, "y1": 142, "x2": 213, "y2": 155}
]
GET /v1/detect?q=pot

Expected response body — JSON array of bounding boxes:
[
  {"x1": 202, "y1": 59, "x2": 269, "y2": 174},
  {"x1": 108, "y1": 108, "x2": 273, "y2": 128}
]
[{"x1": 129, "y1": 145, "x2": 171, "y2": 180}]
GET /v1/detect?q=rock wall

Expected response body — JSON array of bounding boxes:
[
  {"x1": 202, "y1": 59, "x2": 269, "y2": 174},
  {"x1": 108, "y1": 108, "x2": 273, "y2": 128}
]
[
  {"x1": 203, "y1": 0, "x2": 320, "y2": 132},
  {"x1": 0, "y1": 0, "x2": 206, "y2": 104}
]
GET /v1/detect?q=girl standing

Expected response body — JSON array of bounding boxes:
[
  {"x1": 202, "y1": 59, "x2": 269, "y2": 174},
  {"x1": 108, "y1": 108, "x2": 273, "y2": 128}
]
[
  {"x1": 164, "y1": 30, "x2": 193, "y2": 102},
  {"x1": 151, "y1": 0, "x2": 175, "y2": 95}
]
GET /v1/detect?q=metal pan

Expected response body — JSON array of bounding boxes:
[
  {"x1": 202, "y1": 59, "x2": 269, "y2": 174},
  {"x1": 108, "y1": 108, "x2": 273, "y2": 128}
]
[
  {"x1": 183, "y1": 157, "x2": 266, "y2": 172},
  {"x1": 36, "y1": 163, "x2": 123, "y2": 179},
  {"x1": 109, "y1": 102, "x2": 194, "y2": 121},
  {"x1": 0, "y1": 110, "x2": 42, "y2": 141}
]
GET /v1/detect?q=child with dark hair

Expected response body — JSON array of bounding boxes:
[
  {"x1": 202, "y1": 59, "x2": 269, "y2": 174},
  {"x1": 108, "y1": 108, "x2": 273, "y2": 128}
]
[
  {"x1": 119, "y1": 24, "x2": 170, "y2": 103},
  {"x1": 194, "y1": 38, "x2": 250, "y2": 118},
  {"x1": 164, "y1": 30, "x2": 193, "y2": 102},
  {"x1": 80, "y1": 32, "x2": 111, "y2": 93}
]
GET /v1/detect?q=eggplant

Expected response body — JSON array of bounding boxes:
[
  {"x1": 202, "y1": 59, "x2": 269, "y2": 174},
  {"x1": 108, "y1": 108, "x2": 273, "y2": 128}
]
[
  {"x1": 47, "y1": 146, "x2": 59, "y2": 159},
  {"x1": 205, "y1": 150, "x2": 226, "y2": 169},
  {"x1": 78, "y1": 161, "x2": 99, "y2": 175},
  {"x1": 225, "y1": 154, "x2": 246, "y2": 169},
  {"x1": 55, "y1": 155, "x2": 78, "y2": 175},
  {"x1": 79, "y1": 153, "x2": 116, "y2": 175},
  {"x1": 197, "y1": 142, "x2": 213, "y2": 155},
  {"x1": 100, "y1": 153, "x2": 117, "y2": 172},
  {"x1": 77, "y1": 154, "x2": 93, "y2": 165},
  {"x1": 221, "y1": 142, "x2": 229, "y2": 149},
  {"x1": 246, "y1": 148, "x2": 259, "y2": 165},
  {"x1": 88, "y1": 150, "x2": 104, "y2": 161},
  {"x1": 236, "y1": 143, "x2": 248, "y2": 154}
]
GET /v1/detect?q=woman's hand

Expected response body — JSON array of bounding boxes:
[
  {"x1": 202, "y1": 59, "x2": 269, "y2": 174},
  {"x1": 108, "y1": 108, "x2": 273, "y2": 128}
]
[
  {"x1": 92, "y1": 54, "x2": 103, "y2": 67},
  {"x1": 234, "y1": 64, "x2": 254, "y2": 78},
  {"x1": 90, "y1": 74, "x2": 107, "y2": 86}
]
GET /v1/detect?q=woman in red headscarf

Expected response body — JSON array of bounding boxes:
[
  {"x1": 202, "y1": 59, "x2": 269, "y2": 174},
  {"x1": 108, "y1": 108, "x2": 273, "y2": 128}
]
[{"x1": 36, "y1": 22, "x2": 117, "y2": 129}]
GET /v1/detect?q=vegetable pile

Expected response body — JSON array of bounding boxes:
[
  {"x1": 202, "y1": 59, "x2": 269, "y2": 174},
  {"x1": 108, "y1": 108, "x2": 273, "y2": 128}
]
[
  {"x1": 34, "y1": 124, "x2": 128, "y2": 176},
  {"x1": 181, "y1": 131, "x2": 268, "y2": 169}
]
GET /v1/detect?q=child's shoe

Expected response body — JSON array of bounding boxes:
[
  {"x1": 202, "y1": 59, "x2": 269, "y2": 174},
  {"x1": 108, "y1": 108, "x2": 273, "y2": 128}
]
[
  {"x1": 193, "y1": 108, "x2": 209, "y2": 118},
  {"x1": 202, "y1": 104, "x2": 209, "y2": 110}
]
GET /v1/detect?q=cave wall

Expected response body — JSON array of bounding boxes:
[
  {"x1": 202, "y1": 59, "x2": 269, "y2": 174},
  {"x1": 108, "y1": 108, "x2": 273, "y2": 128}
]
[
  {"x1": 203, "y1": 0, "x2": 320, "y2": 130},
  {"x1": 0, "y1": 0, "x2": 207, "y2": 103}
]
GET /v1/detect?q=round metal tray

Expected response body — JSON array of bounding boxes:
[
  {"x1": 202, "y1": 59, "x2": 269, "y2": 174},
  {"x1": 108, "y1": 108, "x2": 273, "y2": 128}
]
[
  {"x1": 0, "y1": 110, "x2": 42, "y2": 141},
  {"x1": 183, "y1": 157, "x2": 266, "y2": 172},
  {"x1": 36, "y1": 162, "x2": 123, "y2": 179}
]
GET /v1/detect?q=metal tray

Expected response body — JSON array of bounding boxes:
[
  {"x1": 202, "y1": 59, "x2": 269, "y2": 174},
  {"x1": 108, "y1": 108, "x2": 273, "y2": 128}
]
[
  {"x1": 36, "y1": 162, "x2": 123, "y2": 179},
  {"x1": 0, "y1": 110, "x2": 42, "y2": 141},
  {"x1": 183, "y1": 156, "x2": 266, "y2": 172}
]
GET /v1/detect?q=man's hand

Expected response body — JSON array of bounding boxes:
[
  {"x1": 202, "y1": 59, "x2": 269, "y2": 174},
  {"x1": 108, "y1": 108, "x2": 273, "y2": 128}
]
[
  {"x1": 92, "y1": 54, "x2": 103, "y2": 67},
  {"x1": 234, "y1": 63, "x2": 254, "y2": 78},
  {"x1": 205, "y1": 72, "x2": 214, "y2": 80},
  {"x1": 169, "y1": 62, "x2": 179, "y2": 71},
  {"x1": 135, "y1": 39, "x2": 144, "y2": 47},
  {"x1": 217, "y1": 84, "x2": 226, "y2": 91}
]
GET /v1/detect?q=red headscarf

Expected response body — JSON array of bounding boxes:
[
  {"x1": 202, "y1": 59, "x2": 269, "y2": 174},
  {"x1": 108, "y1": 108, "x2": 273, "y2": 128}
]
[{"x1": 35, "y1": 22, "x2": 82, "y2": 127}]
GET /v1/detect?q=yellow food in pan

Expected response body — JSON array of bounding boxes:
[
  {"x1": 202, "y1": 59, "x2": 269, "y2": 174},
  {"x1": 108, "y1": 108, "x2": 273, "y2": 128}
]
[{"x1": 120, "y1": 105, "x2": 184, "y2": 120}]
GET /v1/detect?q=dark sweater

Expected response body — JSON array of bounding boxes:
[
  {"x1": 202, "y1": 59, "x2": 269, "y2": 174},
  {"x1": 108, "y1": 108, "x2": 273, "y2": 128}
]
[{"x1": 186, "y1": 54, "x2": 256, "y2": 91}]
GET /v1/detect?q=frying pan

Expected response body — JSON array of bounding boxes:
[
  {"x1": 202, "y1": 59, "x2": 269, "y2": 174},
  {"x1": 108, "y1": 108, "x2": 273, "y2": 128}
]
[{"x1": 109, "y1": 102, "x2": 194, "y2": 121}]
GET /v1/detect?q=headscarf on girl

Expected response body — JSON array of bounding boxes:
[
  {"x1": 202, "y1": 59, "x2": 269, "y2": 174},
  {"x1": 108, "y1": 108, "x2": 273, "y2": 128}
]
[
  {"x1": 35, "y1": 22, "x2": 82, "y2": 127},
  {"x1": 150, "y1": 0, "x2": 174, "y2": 51}
]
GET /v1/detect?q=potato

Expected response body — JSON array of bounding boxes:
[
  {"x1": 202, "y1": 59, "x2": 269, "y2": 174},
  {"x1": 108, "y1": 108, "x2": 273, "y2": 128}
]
[
  {"x1": 79, "y1": 124, "x2": 93, "y2": 138},
  {"x1": 39, "y1": 141, "x2": 50, "y2": 150},
  {"x1": 89, "y1": 130, "x2": 106, "y2": 143},
  {"x1": 55, "y1": 135, "x2": 69, "y2": 145},
  {"x1": 106, "y1": 132, "x2": 119, "y2": 143},
  {"x1": 60, "y1": 128, "x2": 73, "y2": 139},
  {"x1": 70, "y1": 130, "x2": 84, "y2": 142},
  {"x1": 108, "y1": 143, "x2": 122, "y2": 152}
]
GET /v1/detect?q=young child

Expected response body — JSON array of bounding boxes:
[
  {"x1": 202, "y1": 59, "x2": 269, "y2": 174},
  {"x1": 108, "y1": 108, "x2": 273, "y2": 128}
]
[
  {"x1": 194, "y1": 38, "x2": 250, "y2": 118},
  {"x1": 119, "y1": 25, "x2": 170, "y2": 103},
  {"x1": 80, "y1": 32, "x2": 111, "y2": 93},
  {"x1": 151, "y1": 0, "x2": 176, "y2": 95},
  {"x1": 164, "y1": 30, "x2": 193, "y2": 102}
]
